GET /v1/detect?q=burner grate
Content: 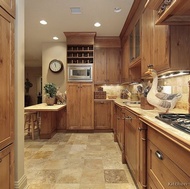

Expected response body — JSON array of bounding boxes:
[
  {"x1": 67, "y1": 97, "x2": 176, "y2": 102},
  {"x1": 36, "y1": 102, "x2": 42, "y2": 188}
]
[{"x1": 156, "y1": 113, "x2": 190, "y2": 134}]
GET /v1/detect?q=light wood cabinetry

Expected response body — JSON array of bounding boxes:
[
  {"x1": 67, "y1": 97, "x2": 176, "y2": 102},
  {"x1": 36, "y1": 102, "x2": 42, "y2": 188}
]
[
  {"x1": 147, "y1": 127, "x2": 190, "y2": 189},
  {"x1": 0, "y1": 0, "x2": 15, "y2": 17},
  {"x1": 114, "y1": 104, "x2": 125, "y2": 162},
  {"x1": 141, "y1": 8, "x2": 169, "y2": 76},
  {"x1": 0, "y1": 5, "x2": 14, "y2": 188},
  {"x1": 121, "y1": 39, "x2": 130, "y2": 83},
  {"x1": 129, "y1": 20, "x2": 140, "y2": 63},
  {"x1": 124, "y1": 109, "x2": 147, "y2": 189},
  {"x1": 94, "y1": 48, "x2": 121, "y2": 84},
  {"x1": 56, "y1": 107, "x2": 67, "y2": 131},
  {"x1": 94, "y1": 100, "x2": 112, "y2": 130},
  {"x1": 146, "y1": 0, "x2": 190, "y2": 25},
  {"x1": 67, "y1": 83, "x2": 94, "y2": 130},
  {"x1": 0, "y1": 6, "x2": 14, "y2": 151},
  {"x1": 141, "y1": 8, "x2": 190, "y2": 76},
  {"x1": 0, "y1": 144, "x2": 14, "y2": 189}
]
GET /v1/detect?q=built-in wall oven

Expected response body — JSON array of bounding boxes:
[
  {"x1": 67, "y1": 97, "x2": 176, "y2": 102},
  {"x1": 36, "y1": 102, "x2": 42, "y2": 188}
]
[{"x1": 67, "y1": 64, "x2": 93, "y2": 82}]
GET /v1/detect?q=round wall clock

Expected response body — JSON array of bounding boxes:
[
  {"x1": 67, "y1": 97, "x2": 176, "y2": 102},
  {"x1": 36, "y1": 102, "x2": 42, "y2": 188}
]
[{"x1": 49, "y1": 59, "x2": 63, "y2": 73}]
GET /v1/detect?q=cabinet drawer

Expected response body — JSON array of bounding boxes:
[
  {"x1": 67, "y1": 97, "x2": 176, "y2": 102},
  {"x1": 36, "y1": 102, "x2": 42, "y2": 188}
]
[
  {"x1": 147, "y1": 141, "x2": 189, "y2": 189},
  {"x1": 147, "y1": 128, "x2": 190, "y2": 189},
  {"x1": 148, "y1": 128, "x2": 190, "y2": 176}
]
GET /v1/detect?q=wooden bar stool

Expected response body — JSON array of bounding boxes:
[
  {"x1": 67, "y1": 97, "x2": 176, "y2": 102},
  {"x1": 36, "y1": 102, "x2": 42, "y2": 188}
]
[{"x1": 24, "y1": 111, "x2": 40, "y2": 140}]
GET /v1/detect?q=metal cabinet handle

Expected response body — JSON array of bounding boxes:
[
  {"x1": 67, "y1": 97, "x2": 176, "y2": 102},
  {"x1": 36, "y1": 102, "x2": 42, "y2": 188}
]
[
  {"x1": 125, "y1": 116, "x2": 132, "y2": 120},
  {"x1": 138, "y1": 127, "x2": 147, "y2": 131},
  {"x1": 155, "y1": 151, "x2": 163, "y2": 160}
]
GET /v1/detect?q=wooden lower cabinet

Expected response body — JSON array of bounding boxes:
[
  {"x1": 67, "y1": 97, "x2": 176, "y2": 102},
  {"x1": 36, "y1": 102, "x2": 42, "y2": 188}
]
[
  {"x1": 0, "y1": 144, "x2": 14, "y2": 189},
  {"x1": 56, "y1": 107, "x2": 67, "y2": 131},
  {"x1": 124, "y1": 109, "x2": 147, "y2": 189},
  {"x1": 114, "y1": 104, "x2": 125, "y2": 162},
  {"x1": 94, "y1": 100, "x2": 112, "y2": 130},
  {"x1": 147, "y1": 127, "x2": 190, "y2": 189},
  {"x1": 67, "y1": 83, "x2": 94, "y2": 130}
]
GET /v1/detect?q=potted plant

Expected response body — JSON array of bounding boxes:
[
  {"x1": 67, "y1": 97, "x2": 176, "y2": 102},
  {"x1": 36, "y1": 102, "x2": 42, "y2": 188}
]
[{"x1": 44, "y1": 83, "x2": 57, "y2": 105}]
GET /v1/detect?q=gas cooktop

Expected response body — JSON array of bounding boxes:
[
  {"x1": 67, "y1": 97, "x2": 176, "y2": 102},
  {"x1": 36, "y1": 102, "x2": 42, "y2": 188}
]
[{"x1": 155, "y1": 113, "x2": 190, "y2": 134}]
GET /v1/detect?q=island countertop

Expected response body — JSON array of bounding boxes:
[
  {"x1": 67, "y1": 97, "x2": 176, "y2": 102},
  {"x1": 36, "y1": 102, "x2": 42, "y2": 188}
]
[{"x1": 24, "y1": 103, "x2": 66, "y2": 112}]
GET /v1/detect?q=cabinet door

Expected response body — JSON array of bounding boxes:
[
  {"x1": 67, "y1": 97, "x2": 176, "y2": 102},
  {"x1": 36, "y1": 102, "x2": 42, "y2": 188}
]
[
  {"x1": 121, "y1": 39, "x2": 130, "y2": 83},
  {"x1": 0, "y1": 144, "x2": 14, "y2": 189},
  {"x1": 94, "y1": 48, "x2": 107, "y2": 84},
  {"x1": 141, "y1": 8, "x2": 154, "y2": 77},
  {"x1": 80, "y1": 84, "x2": 94, "y2": 129},
  {"x1": 56, "y1": 107, "x2": 67, "y2": 131},
  {"x1": 106, "y1": 48, "x2": 121, "y2": 84},
  {"x1": 0, "y1": 0, "x2": 15, "y2": 17},
  {"x1": 0, "y1": 8, "x2": 14, "y2": 150},
  {"x1": 67, "y1": 83, "x2": 81, "y2": 129},
  {"x1": 124, "y1": 111, "x2": 138, "y2": 181},
  {"x1": 153, "y1": 11, "x2": 170, "y2": 72},
  {"x1": 94, "y1": 101, "x2": 111, "y2": 130}
]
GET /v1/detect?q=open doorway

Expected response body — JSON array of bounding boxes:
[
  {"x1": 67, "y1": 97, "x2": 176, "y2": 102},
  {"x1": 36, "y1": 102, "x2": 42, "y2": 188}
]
[{"x1": 25, "y1": 67, "x2": 42, "y2": 106}]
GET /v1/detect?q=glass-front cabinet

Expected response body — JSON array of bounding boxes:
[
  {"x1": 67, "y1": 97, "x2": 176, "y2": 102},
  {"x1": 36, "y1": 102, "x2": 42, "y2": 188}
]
[{"x1": 129, "y1": 20, "x2": 140, "y2": 64}]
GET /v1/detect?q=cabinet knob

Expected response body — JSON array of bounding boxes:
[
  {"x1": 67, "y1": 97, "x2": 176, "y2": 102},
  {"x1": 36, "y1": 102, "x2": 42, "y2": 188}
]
[{"x1": 155, "y1": 150, "x2": 163, "y2": 160}]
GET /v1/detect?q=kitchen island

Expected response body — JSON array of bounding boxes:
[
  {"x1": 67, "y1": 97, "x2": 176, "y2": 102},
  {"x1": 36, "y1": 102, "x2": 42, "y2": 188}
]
[{"x1": 24, "y1": 103, "x2": 66, "y2": 139}]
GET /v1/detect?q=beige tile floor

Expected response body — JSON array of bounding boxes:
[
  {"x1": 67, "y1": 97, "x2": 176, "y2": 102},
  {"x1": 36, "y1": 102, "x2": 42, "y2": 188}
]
[{"x1": 24, "y1": 132, "x2": 137, "y2": 189}]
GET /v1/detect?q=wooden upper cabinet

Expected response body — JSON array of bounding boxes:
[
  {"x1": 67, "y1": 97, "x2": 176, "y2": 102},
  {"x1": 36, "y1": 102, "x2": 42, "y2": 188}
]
[
  {"x1": 146, "y1": 0, "x2": 190, "y2": 25},
  {"x1": 0, "y1": 8, "x2": 14, "y2": 150},
  {"x1": 106, "y1": 48, "x2": 121, "y2": 84},
  {"x1": 141, "y1": 8, "x2": 169, "y2": 76},
  {"x1": 121, "y1": 39, "x2": 130, "y2": 83},
  {"x1": 130, "y1": 20, "x2": 140, "y2": 63},
  {"x1": 141, "y1": 8, "x2": 190, "y2": 76},
  {"x1": 141, "y1": 8, "x2": 154, "y2": 77},
  {"x1": 94, "y1": 48, "x2": 121, "y2": 84},
  {"x1": 0, "y1": 0, "x2": 15, "y2": 17},
  {"x1": 94, "y1": 37, "x2": 121, "y2": 84},
  {"x1": 94, "y1": 48, "x2": 107, "y2": 84}
]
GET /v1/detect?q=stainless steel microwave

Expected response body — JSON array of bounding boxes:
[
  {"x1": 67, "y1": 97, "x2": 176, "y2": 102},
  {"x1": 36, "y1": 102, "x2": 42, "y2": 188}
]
[{"x1": 68, "y1": 64, "x2": 93, "y2": 82}]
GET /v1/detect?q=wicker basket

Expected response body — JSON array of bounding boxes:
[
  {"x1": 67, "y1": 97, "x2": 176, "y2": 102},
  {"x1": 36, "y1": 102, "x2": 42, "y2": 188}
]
[{"x1": 94, "y1": 91, "x2": 106, "y2": 99}]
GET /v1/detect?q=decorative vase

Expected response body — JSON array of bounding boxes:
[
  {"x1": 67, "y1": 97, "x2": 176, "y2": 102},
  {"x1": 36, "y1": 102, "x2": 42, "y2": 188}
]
[{"x1": 46, "y1": 97, "x2": 55, "y2": 106}]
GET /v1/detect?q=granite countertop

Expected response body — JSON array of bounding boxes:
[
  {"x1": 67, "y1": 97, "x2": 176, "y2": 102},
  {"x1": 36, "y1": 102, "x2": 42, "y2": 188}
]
[
  {"x1": 24, "y1": 103, "x2": 66, "y2": 112},
  {"x1": 113, "y1": 98, "x2": 190, "y2": 149}
]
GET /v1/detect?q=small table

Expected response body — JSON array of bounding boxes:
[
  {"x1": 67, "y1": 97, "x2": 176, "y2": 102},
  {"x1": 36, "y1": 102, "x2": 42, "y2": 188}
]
[{"x1": 24, "y1": 103, "x2": 66, "y2": 139}]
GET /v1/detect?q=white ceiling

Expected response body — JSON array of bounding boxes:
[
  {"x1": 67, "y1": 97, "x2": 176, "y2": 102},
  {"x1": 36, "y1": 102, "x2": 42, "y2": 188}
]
[{"x1": 25, "y1": 0, "x2": 134, "y2": 67}]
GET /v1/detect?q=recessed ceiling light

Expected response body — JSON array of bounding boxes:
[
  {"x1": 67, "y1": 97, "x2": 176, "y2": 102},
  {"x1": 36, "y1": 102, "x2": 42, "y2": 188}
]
[
  {"x1": 70, "y1": 7, "x2": 81, "y2": 14},
  {"x1": 114, "y1": 7, "x2": 121, "y2": 13},
  {"x1": 94, "y1": 22, "x2": 101, "y2": 27},
  {"x1": 53, "y1": 37, "x2": 59, "y2": 40},
  {"x1": 40, "y1": 20, "x2": 47, "y2": 25}
]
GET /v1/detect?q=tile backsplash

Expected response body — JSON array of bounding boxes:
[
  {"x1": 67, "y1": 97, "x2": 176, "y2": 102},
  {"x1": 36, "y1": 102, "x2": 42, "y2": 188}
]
[
  {"x1": 96, "y1": 74, "x2": 190, "y2": 111},
  {"x1": 160, "y1": 74, "x2": 190, "y2": 110}
]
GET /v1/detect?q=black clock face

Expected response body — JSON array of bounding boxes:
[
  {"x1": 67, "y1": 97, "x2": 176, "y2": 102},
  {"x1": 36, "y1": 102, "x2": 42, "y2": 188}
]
[{"x1": 49, "y1": 59, "x2": 63, "y2": 73}]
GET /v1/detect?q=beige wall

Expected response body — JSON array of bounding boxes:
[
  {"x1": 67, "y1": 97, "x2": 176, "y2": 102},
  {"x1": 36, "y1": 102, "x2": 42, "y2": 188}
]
[
  {"x1": 42, "y1": 42, "x2": 67, "y2": 101},
  {"x1": 162, "y1": 74, "x2": 190, "y2": 110}
]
